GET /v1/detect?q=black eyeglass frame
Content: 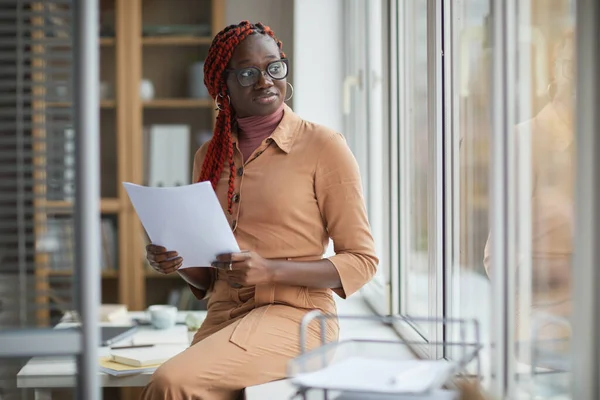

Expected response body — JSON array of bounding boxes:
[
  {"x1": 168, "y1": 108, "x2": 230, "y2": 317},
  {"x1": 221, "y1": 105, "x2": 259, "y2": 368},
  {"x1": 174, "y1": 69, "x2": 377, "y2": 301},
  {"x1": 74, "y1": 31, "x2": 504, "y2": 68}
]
[{"x1": 225, "y1": 58, "x2": 289, "y2": 87}]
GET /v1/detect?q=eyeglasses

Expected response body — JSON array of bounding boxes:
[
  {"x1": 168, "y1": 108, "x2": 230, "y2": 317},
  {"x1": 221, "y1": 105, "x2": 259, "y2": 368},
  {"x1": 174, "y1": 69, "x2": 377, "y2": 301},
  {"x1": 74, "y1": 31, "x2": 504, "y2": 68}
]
[{"x1": 226, "y1": 59, "x2": 289, "y2": 87}]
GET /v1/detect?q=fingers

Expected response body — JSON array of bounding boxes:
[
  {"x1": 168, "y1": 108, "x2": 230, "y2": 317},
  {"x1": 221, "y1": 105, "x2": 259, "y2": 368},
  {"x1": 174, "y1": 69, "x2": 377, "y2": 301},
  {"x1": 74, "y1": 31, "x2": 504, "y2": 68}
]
[
  {"x1": 146, "y1": 244, "x2": 182, "y2": 274},
  {"x1": 149, "y1": 257, "x2": 182, "y2": 274},
  {"x1": 146, "y1": 244, "x2": 166, "y2": 253},
  {"x1": 225, "y1": 271, "x2": 244, "y2": 286},
  {"x1": 149, "y1": 251, "x2": 179, "y2": 263},
  {"x1": 211, "y1": 261, "x2": 232, "y2": 270},
  {"x1": 215, "y1": 251, "x2": 252, "y2": 263}
]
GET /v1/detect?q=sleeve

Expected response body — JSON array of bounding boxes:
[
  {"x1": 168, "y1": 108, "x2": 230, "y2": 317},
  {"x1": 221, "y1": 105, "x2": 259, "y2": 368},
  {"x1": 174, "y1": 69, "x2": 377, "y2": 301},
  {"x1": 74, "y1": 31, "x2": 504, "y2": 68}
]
[
  {"x1": 315, "y1": 132, "x2": 379, "y2": 298},
  {"x1": 188, "y1": 143, "x2": 217, "y2": 300}
]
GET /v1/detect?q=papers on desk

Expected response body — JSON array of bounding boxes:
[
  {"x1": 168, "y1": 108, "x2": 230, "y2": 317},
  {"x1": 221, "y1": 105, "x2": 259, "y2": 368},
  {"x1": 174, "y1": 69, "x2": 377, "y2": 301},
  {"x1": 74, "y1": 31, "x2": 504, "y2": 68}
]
[
  {"x1": 99, "y1": 358, "x2": 160, "y2": 377},
  {"x1": 123, "y1": 181, "x2": 240, "y2": 268},
  {"x1": 132, "y1": 325, "x2": 190, "y2": 346}
]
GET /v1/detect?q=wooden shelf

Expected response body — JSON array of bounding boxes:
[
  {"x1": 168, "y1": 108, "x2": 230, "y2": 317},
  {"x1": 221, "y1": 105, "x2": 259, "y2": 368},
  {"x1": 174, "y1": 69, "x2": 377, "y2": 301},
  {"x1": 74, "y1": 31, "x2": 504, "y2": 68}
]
[
  {"x1": 143, "y1": 98, "x2": 213, "y2": 108},
  {"x1": 37, "y1": 198, "x2": 121, "y2": 213},
  {"x1": 100, "y1": 37, "x2": 115, "y2": 46},
  {"x1": 45, "y1": 270, "x2": 119, "y2": 278},
  {"x1": 142, "y1": 36, "x2": 212, "y2": 46},
  {"x1": 47, "y1": 100, "x2": 116, "y2": 108},
  {"x1": 31, "y1": 0, "x2": 226, "y2": 322}
]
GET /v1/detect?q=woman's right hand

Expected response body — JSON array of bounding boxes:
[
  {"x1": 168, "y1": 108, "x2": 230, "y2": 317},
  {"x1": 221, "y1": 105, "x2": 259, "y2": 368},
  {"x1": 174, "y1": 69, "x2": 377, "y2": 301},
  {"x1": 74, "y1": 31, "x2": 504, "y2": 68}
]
[{"x1": 146, "y1": 244, "x2": 183, "y2": 274}]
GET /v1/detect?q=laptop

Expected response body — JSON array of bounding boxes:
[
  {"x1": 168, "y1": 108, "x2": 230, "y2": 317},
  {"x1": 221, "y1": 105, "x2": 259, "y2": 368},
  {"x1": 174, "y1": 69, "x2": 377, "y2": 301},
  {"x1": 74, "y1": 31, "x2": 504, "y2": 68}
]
[
  {"x1": 101, "y1": 326, "x2": 138, "y2": 347},
  {"x1": 65, "y1": 325, "x2": 138, "y2": 347}
]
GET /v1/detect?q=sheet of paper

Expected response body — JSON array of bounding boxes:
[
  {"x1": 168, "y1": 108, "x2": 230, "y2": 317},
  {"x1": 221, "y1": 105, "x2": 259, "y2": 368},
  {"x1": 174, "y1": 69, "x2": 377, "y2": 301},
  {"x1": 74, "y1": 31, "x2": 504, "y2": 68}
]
[
  {"x1": 291, "y1": 357, "x2": 455, "y2": 394},
  {"x1": 132, "y1": 325, "x2": 190, "y2": 346},
  {"x1": 123, "y1": 181, "x2": 240, "y2": 269}
]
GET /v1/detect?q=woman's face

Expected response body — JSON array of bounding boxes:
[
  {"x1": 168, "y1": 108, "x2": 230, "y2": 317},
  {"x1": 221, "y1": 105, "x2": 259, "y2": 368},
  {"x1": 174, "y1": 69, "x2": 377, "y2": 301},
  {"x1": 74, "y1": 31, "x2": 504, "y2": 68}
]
[{"x1": 226, "y1": 34, "x2": 287, "y2": 118}]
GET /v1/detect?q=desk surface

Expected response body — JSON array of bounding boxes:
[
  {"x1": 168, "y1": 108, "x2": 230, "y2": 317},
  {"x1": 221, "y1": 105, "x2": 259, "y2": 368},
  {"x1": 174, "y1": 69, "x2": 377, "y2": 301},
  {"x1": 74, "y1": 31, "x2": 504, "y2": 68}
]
[{"x1": 17, "y1": 311, "x2": 206, "y2": 389}]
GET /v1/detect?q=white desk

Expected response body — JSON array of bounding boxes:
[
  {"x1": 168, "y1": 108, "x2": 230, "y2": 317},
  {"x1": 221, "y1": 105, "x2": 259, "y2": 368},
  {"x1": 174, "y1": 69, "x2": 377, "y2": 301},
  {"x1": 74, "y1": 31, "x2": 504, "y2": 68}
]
[{"x1": 16, "y1": 311, "x2": 206, "y2": 398}]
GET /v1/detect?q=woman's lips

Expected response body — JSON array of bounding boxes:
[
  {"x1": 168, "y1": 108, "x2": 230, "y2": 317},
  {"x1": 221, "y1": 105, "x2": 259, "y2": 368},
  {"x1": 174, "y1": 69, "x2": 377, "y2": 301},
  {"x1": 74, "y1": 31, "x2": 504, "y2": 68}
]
[{"x1": 254, "y1": 93, "x2": 278, "y2": 105}]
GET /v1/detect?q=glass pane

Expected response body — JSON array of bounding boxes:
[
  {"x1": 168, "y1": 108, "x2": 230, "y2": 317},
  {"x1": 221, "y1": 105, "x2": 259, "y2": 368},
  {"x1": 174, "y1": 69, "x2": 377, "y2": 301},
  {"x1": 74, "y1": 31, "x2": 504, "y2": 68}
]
[
  {"x1": 449, "y1": 0, "x2": 492, "y2": 372},
  {"x1": 512, "y1": 0, "x2": 574, "y2": 397},
  {"x1": 401, "y1": 0, "x2": 430, "y2": 333}
]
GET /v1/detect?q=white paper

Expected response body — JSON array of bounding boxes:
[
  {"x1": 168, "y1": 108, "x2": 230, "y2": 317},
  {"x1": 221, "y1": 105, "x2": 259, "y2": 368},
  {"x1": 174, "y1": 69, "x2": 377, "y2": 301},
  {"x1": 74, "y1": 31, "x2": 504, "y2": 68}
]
[
  {"x1": 131, "y1": 325, "x2": 190, "y2": 345},
  {"x1": 123, "y1": 181, "x2": 240, "y2": 269},
  {"x1": 291, "y1": 357, "x2": 455, "y2": 394}
]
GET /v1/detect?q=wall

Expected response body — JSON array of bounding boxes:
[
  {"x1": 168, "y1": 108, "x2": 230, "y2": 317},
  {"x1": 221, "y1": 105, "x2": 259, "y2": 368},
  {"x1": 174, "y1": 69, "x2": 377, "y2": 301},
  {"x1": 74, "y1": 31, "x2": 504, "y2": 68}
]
[
  {"x1": 224, "y1": 0, "x2": 295, "y2": 107},
  {"x1": 293, "y1": 0, "x2": 344, "y2": 132},
  {"x1": 224, "y1": 0, "x2": 345, "y2": 132}
]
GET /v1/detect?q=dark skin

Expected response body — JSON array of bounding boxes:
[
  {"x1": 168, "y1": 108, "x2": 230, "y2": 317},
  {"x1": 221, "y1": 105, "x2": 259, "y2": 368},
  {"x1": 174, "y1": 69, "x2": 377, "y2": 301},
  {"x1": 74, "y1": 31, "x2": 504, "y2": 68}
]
[{"x1": 146, "y1": 34, "x2": 342, "y2": 296}]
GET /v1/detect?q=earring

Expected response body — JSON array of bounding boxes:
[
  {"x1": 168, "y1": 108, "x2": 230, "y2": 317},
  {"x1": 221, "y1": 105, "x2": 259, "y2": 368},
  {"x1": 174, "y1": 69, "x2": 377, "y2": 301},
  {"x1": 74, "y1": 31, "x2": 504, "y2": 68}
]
[
  {"x1": 215, "y1": 93, "x2": 230, "y2": 111},
  {"x1": 285, "y1": 82, "x2": 294, "y2": 102}
]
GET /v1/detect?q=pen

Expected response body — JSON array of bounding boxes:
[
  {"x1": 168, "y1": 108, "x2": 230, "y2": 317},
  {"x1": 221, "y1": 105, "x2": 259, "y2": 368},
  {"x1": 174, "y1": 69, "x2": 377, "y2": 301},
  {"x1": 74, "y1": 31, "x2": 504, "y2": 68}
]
[{"x1": 110, "y1": 344, "x2": 154, "y2": 350}]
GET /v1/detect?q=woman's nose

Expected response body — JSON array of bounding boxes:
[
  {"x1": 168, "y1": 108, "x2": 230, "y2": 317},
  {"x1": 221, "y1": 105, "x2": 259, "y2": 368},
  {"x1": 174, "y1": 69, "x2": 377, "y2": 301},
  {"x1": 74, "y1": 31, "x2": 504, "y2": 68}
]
[{"x1": 255, "y1": 71, "x2": 274, "y2": 88}]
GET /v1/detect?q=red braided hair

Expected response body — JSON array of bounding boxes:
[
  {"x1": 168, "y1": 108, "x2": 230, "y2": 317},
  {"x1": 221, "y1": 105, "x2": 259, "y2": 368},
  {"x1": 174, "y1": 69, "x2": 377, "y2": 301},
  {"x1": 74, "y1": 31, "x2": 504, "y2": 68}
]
[{"x1": 200, "y1": 21, "x2": 285, "y2": 214}]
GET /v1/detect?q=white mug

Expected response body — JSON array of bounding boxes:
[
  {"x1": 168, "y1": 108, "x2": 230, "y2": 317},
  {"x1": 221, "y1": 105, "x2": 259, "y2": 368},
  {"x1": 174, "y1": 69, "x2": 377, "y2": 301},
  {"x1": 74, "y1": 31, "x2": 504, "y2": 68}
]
[{"x1": 147, "y1": 304, "x2": 177, "y2": 329}]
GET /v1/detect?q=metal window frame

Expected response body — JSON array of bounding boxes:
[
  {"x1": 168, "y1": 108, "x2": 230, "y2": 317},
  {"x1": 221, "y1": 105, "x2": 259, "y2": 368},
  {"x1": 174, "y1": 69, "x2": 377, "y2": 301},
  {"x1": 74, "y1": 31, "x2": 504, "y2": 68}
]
[
  {"x1": 489, "y1": 0, "x2": 518, "y2": 397},
  {"x1": 389, "y1": 0, "x2": 401, "y2": 318},
  {"x1": 0, "y1": 1, "x2": 101, "y2": 399},
  {"x1": 571, "y1": 0, "x2": 600, "y2": 398},
  {"x1": 360, "y1": 0, "x2": 392, "y2": 317},
  {"x1": 73, "y1": 0, "x2": 101, "y2": 398},
  {"x1": 426, "y1": 0, "x2": 444, "y2": 357},
  {"x1": 441, "y1": 0, "x2": 461, "y2": 362}
]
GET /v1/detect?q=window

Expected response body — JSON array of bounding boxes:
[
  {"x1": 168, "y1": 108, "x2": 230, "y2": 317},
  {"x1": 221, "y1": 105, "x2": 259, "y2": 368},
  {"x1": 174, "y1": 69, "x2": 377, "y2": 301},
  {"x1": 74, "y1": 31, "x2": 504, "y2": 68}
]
[
  {"x1": 341, "y1": 0, "x2": 390, "y2": 315},
  {"x1": 510, "y1": 1, "x2": 574, "y2": 396},
  {"x1": 445, "y1": 0, "x2": 493, "y2": 374},
  {"x1": 392, "y1": 0, "x2": 443, "y2": 342},
  {"x1": 389, "y1": 0, "x2": 577, "y2": 396}
]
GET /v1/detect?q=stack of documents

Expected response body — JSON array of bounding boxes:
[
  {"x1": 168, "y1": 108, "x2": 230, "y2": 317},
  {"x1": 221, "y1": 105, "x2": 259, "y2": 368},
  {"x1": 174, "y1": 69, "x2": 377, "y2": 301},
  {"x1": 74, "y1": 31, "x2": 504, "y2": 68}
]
[
  {"x1": 123, "y1": 181, "x2": 240, "y2": 268},
  {"x1": 100, "y1": 344, "x2": 188, "y2": 377},
  {"x1": 99, "y1": 358, "x2": 159, "y2": 377}
]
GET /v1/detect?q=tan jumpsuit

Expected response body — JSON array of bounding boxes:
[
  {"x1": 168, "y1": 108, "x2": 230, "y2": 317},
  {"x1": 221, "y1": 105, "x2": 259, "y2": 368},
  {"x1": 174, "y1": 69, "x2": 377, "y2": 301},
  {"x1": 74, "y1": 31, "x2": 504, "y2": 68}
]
[{"x1": 140, "y1": 105, "x2": 379, "y2": 399}]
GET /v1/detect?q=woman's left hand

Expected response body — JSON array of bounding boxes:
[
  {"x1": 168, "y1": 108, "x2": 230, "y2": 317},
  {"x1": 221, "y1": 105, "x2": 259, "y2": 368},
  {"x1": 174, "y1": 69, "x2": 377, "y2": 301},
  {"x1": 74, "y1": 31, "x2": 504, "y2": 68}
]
[{"x1": 212, "y1": 251, "x2": 275, "y2": 286}]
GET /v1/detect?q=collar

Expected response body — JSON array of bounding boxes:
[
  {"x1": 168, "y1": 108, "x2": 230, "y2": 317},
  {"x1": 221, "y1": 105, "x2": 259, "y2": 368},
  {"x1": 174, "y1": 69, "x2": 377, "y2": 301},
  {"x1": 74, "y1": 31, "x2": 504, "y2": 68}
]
[{"x1": 232, "y1": 104, "x2": 301, "y2": 154}]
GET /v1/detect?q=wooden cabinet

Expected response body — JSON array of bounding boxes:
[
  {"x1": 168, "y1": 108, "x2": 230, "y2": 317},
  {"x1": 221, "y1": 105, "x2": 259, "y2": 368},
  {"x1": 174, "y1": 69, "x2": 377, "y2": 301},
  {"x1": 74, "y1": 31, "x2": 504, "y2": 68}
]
[
  {"x1": 34, "y1": 0, "x2": 224, "y2": 321},
  {"x1": 126, "y1": 0, "x2": 223, "y2": 311}
]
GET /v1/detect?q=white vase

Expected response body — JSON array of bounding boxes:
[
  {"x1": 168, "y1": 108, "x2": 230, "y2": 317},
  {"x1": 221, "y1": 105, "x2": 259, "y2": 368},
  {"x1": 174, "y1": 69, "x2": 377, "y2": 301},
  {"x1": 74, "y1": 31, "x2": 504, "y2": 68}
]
[{"x1": 140, "y1": 79, "x2": 155, "y2": 100}]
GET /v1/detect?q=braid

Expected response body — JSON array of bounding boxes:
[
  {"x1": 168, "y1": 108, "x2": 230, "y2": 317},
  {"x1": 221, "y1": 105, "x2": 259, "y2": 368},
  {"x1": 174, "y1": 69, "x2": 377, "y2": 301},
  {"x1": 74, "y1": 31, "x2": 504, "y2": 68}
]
[{"x1": 199, "y1": 21, "x2": 285, "y2": 214}]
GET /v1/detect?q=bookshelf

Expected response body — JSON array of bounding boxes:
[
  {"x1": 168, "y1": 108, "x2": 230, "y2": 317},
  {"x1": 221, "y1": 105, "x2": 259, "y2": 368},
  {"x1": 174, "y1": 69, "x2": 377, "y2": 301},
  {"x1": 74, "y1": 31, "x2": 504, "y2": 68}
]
[
  {"x1": 32, "y1": 0, "x2": 224, "y2": 325},
  {"x1": 127, "y1": 0, "x2": 223, "y2": 311}
]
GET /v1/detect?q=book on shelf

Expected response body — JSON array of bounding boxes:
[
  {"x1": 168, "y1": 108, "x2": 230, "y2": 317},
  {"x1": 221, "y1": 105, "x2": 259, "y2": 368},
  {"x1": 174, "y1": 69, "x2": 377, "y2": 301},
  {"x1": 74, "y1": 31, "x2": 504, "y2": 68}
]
[
  {"x1": 143, "y1": 124, "x2": 191, "y2": 187},
  {"x1": 43, "y1": 216, "x2": 117, "y2": 273}
]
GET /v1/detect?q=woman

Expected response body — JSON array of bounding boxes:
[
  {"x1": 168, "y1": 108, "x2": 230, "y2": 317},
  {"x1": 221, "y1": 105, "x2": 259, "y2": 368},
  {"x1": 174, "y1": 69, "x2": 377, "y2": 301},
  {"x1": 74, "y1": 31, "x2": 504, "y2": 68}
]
[
  {"x1": 484, "y1": 30, "x2": 574, "y2": 367},
  {"x1": 140, "y1": 21, "x2": 378, "y2": 399}
]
